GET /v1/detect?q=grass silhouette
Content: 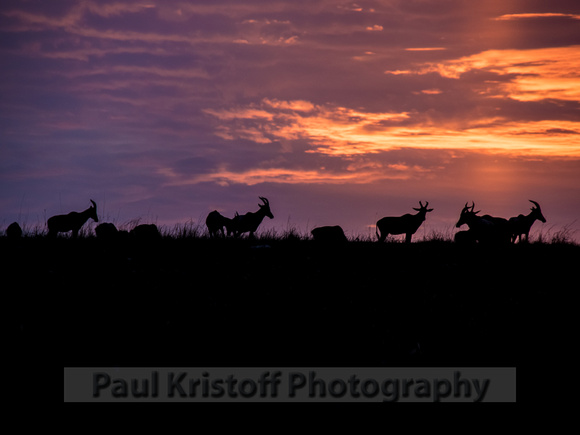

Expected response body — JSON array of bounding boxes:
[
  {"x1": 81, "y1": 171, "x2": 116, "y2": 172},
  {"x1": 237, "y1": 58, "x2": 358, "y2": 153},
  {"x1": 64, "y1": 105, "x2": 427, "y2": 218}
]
[{"x1": 6, "y1": 226, "x2": 577, "y2": 377}]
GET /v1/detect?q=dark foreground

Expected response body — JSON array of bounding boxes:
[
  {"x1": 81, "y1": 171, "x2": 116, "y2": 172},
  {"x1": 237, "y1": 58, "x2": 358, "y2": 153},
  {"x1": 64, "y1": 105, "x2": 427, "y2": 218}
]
[{"x1": 6, "y1": 236, "x2": 577, "y2": 401}]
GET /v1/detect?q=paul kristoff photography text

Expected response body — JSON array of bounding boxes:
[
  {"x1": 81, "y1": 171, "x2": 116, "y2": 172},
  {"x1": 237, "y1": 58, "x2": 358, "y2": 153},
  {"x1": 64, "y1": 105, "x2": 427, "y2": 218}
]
[{"x1": 64, "y1": 368, "x2": 516, "y2": 402}]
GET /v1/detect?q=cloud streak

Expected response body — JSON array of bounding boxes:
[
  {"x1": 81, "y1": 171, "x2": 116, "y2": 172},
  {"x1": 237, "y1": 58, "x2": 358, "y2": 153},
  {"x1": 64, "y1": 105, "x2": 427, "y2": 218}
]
[
  {"x1": 494, "y1": 13, "x2": 580, "y2": 21},
  {"x1": 204, "y1": 98, "x2": 580, "y2": 158}
]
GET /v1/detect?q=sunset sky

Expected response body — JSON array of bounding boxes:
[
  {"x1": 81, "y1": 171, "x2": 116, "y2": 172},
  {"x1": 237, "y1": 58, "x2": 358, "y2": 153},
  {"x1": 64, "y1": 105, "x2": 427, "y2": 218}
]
[{"x1": 1, "y1": 0, "x2": 579, "y2": 240}]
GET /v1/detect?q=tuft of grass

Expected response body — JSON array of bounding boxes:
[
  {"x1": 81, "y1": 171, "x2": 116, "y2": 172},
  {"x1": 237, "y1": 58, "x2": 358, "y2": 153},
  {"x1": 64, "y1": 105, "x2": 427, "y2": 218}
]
[
  {"x1": 250, "y1": 226, "x2": 309, "y2": 242},
  {"x1": 535, "y1": 222, "x2": 578, "y2": 245},
  {"x1": 21, "y1": 222, "x2": 47, "y2": 238},
  {"x1": 421, "y1": 228, "x2": 455, "y2": 243},
  {"x1": 162, "y1": 219, "x2": 207, "y2": 239}
]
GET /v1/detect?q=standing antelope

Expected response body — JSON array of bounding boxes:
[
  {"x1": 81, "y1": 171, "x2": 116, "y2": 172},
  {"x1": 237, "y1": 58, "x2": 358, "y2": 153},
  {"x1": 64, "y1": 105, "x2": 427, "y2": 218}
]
[
  {"x1": 232, "y1": 197, "x2": 274, "y2": 238},
  {"x1": 206, "y1": 210, "x2": 235, "y2": 238},
  {"x1": 376, "y1": 201, "x2": 433, "y2": 243},
  {"x1": 47, "y1": 199, "x2": 98, "y2": 238},
  {"x1": 508, "y1": 200, "x2": 546, "y2": 243},
  {"x1": 455, "y1": 202, "x2": 510, "y2": 244}
]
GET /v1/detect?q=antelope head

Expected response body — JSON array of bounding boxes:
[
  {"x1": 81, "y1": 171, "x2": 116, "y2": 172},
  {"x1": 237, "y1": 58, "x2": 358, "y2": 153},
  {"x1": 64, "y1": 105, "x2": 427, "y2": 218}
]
[
  {"x1": 258, "y1": 196, "x2": 274, "y2": 219},
  {"x1": 413, "y1": 201, "x2": 434, "y2": 215},
  {"x1": 89, "y1": 199, "x2": 99, "y2": 223},
  {"x1": 456, "y1": 202, "x2": 480, "y2": 228},
  {"x1": 529, "y1": 200, "x2": 546, "y2": 223}
]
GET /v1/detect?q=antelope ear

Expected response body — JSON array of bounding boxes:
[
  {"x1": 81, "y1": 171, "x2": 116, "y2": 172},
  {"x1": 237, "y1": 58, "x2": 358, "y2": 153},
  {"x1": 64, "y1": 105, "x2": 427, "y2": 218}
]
[
  {"x1": 412, "y1": 207, "x2": 420, "y2": 211},
  {"x1": 474, "y1": 210, "x2": 481, "y2": 214},
  {"x1": 427, "y1": 208, "x2": 434, "y2": 212}
]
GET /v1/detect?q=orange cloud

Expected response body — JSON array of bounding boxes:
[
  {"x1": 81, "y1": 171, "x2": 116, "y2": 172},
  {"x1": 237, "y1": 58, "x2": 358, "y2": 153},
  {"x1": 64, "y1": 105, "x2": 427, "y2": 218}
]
[
  {"x1": 405, "y1": 47, "x2": 446, "y2": 51},
  {"x1": 205, "y1": 99, "x2": 580, "y2": 157},
  {"x1": 205, "y1": 99, "x2": 411, "y2": 153},
  {"x1": 416, "y1": 89, "x2": 442, "y2": 95},
  {"x1": 397, "y1": 46, "x2": 580, "y2": 103},
  {"x1": 494, "y1": 13, "x2": 580, "y2": 21},
  {"x1": 160, "y1": 163, "x2": 427, "y2": 187},
  {"x1": 262, "y1": 98, "x2": 316, "y2": 112}
]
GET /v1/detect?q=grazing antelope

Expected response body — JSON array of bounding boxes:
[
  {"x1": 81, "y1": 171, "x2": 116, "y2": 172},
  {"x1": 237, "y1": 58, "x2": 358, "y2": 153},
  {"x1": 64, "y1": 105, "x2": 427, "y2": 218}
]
[
  {"x1": 508, "y1": 200, "x2": 546, "y2": 243},
  {"x1": 232, "y1": 197, "x2": 274, "y2": 238},
  {"x1": 311, "y1": 225, "x2": 348, "y2": 243},
  {"x1": 455, "y1": 202, "x2": 510, "y2": 244},
  {"x1": 47, "y1": 199, "x2": 98, "y2": 238},
  {"x1": 206, "y1": 210, "x2": 235, "y2": 238},
  {"x1": 376, "y1": 201, "x2": 433, "y2": 243}
]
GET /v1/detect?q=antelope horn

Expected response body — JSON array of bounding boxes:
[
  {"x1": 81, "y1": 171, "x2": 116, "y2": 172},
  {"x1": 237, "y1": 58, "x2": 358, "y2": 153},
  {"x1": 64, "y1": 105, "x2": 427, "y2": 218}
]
[
  {"x1": 259, "y1": 196, "x2": 269, "y2": 205},
  {"x1": 529, "y1": 200, "x2": 540, "y2": 210},
  {"x1": 90, "y1": 199, "x2": 96, "y2": 208}
]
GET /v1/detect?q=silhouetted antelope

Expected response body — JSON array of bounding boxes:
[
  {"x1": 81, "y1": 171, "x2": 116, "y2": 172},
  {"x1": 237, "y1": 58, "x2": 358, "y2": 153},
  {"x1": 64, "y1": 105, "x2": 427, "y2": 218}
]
[
  {"x1": 311, "y1": 225, "x2": 348, "y2": 243},
  {"x1": 47, "y1": 200, "x2": 98, "y2": 238},
  {"x1": 232, "y1": 197, "x2": 274, "y2": 238},
  {"x1": 455, "y1": 202, "x2": 510, "y2": 244},
  {"x1": 508, "y1": 200, "x2": 546, "y2": 243},
  {"x1": 376, "y1": 201, "x2": 433, "y2": 243},
  {"x1": 206, "y1": 210, "x2": 235, "y2": 238},
  {"x1": 455, "y1": 203, "x2": 489, "y2": 244}
]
